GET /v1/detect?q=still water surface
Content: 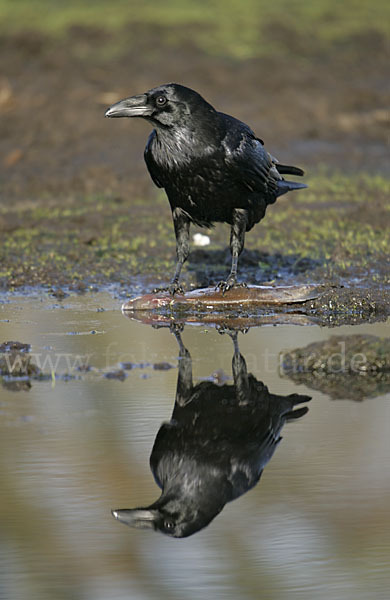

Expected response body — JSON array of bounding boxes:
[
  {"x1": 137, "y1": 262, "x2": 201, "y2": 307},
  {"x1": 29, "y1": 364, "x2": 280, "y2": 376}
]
[{"x1": 0, "y1": 293, "x2": 389, "y2": 600}]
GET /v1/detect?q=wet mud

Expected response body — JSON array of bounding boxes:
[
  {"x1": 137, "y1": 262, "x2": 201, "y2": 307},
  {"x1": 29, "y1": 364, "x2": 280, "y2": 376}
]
[{"x1": 280, "y1": 334, "x2": 390, "y2": 400}]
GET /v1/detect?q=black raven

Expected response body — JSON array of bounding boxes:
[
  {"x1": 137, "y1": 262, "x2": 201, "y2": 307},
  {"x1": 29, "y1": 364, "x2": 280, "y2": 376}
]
[
  {"x1": 105, "y1": 83, "x2": 307, "y2": 294},
  {"x1": 111, "y1": 327, "x2": 310, "y2": 538}
]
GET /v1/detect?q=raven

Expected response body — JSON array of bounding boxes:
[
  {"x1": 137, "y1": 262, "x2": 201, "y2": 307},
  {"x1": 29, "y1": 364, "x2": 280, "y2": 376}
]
[
  {"x1": 105, "y1": 84, "x2": 307, "y2": 294},
  {"x1": 111, "y1": 327, "x2": 310, "y2": 538}
]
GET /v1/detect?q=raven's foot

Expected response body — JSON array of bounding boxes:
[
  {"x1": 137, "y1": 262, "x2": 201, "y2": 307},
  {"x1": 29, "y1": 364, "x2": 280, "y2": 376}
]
[
  {"x1": 216, "y1": 325, "x2": 249, "y2": 336},
  {"x1": 216, "y1": 324, "x2": 234, "y2": 335},
  {"x1": 152, "y1": 282, "x2": 185, "y2": 296},
  {"x1": 228, "y1": 327, "x2": 249, "y2": 336},
  {"x1": 169, "y1": 322, "x2": 184, "y2": 334},
  {"x1": 215, "y1": 279, "x2": 248, "y2": 296}
]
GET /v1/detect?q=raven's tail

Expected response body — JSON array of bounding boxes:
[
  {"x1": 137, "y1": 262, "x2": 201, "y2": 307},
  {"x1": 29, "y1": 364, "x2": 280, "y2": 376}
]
[{"x1": 276, "y1": 179, "x2": 308, "y2": 198}]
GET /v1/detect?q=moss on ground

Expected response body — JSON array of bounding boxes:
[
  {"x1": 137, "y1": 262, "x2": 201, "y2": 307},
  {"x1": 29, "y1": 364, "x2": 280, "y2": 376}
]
[
  {"x1": 0, "y1": 173, "x2": 389, "y2": 297},
  {"x1": 247, "y1": 173, "x2": 390, "y2": 282}
]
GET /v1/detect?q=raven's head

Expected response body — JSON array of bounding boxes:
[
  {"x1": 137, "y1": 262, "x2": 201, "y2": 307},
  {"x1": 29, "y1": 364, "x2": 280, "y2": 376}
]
[{"x1": 105, "y1": 83, "x2": 216, "y2": 129}]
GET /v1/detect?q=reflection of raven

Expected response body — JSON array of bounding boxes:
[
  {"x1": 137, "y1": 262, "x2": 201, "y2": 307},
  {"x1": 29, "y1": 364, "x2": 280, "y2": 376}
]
[
  {"x1": 112, "y1": 328, "x2": 310, "y2": 538},
  {"x1": 105, "y1": 83, "x2": 306, "y2": 294}
]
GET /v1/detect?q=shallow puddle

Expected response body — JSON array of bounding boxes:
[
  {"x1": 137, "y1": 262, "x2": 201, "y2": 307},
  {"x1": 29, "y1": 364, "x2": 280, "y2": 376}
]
[{"x1": 0, "y1": 292, "x2": 389, "y2": 600}]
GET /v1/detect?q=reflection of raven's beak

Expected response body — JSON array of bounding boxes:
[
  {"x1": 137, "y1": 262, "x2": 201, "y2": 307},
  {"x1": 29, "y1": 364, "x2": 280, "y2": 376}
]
[
  {"x1": 105, "y1": 94, "x2": 151, "y2": 118},
  {"x1": 111, "y1": 508, "x2": 157, "y2": 529}
]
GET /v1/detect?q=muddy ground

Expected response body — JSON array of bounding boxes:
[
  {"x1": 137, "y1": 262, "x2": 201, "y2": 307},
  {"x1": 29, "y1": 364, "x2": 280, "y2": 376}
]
[{"x1": 0, "y1": 24, "x2": 389, "y2": 321}]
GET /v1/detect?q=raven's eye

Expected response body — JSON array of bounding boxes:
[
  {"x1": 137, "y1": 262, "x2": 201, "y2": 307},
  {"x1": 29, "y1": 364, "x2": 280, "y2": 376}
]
[
  {"x1": 164, "y1": 520, "x2": 175, "y2": 530},
  {"x1": 156, "y1": 95, "x2": 167, "y2": 107}
]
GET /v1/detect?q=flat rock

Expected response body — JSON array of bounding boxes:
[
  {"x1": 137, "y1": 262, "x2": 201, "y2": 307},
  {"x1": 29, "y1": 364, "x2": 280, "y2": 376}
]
[{"x1": 122, "y1": 284, "x2": 320, "y2": 312}]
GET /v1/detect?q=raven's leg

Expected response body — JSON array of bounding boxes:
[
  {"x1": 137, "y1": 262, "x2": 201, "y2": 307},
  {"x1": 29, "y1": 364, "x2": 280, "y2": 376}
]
[
  {"x1": 153, "y1": 208, "x2": 190, "y2": 295},
  {"x1": 170, "y1": 209, "x2": 190, "y2": 295},
  {"x1": 171, "y1": 325, "x2": 193, "y2": 408},
  {"x1": 217, "y1": 208, "x2": 248, "y2": 294}
]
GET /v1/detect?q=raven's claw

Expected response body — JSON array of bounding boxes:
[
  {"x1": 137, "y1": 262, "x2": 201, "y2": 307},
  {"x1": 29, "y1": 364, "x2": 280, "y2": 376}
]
[
  {"x1": 215, "y1": 280, "x2": 248, "y2": 296},
  {"x1": 169, "y1": 282, "x2": 185, "y2": 296},
  {"x1": 153, "y1": 282, "x2": 185, "y2": 296}
]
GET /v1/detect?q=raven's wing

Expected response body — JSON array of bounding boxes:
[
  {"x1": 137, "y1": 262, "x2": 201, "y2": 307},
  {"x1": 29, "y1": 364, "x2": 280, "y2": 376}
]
[
  {"x1": 219, "y1": 113, "x2": 278, "y2": 198},
  {"x1": 144, "y1": 130, "x2": 164, "y2": 188}
]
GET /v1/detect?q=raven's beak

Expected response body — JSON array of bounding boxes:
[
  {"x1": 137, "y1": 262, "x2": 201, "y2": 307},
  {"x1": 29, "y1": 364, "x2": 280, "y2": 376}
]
[
  {"x1": 105, "y1": 94, "x2": 151, "y2": 118},
  {"x1": 111, "y1": 508, "x2": 157, "y2": 529}
]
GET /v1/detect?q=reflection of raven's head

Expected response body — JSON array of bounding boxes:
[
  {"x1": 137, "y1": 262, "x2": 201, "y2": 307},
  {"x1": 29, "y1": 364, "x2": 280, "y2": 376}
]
[
  {"x1": 112, "y1": 490, "x2": 226, "y2": 539},
  {"x1": 112, "y1": 328, "x2": 310, "y2": 537}
]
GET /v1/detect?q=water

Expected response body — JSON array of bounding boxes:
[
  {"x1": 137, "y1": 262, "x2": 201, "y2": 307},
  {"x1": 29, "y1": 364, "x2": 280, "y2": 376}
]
[{"x1": 0, "y1": 292, "x2": 389, "y2": 600}]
